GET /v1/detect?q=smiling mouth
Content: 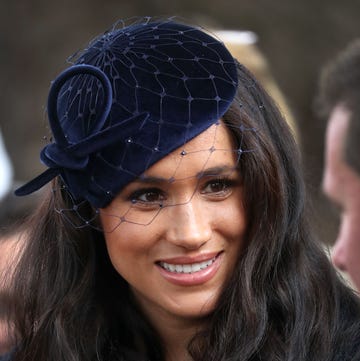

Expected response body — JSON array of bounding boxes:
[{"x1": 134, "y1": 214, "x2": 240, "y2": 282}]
[{"x1": 158, "y1": 256, "x2": 217, "y2": 274}]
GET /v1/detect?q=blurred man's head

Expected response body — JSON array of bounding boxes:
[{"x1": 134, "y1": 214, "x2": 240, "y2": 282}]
[
  {"x1": 322, "y1": 104, "x2": 360, "y2": 289},
  {"x1": 317, "y1": 40, "x2": 360, "y2": 290}
]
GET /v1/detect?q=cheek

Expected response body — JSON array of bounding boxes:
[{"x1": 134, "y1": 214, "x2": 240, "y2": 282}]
[
  {"x1": 343, "y1": 212, "x2": 360, "y2": 253},
  {"x1": 101, "y1": 221, "x2": 156, "y2": 274},
  {"x1": 338, "y1": 214, "x2": 360, "y2": 289},
  {"x1": 214, "y1": 196, "x2": 247, "y2": 247},
  {"x1": 335, "y1": 213, "x2": 360, "y2": 264}
]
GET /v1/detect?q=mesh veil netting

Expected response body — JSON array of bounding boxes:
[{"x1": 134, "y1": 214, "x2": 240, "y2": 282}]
[{"x1": 36, "y1": 16, "x2": 259, "y2": 232}]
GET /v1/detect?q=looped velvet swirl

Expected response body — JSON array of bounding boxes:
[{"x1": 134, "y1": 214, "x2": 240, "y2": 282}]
[{"x1": 15, "y1": 64, "x2": 149, "y2": 204}]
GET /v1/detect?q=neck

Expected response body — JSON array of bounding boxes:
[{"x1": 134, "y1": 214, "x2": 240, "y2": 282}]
[
  {"x1": 160, "y1": 320, "x2": 196, "y2": 361},
  {"x1": 139, "y1": 304, "x2": 206, "y2": 361}
]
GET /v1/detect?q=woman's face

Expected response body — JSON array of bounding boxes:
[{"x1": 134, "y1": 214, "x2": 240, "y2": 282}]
[{"x1": 100, "y1": 123, "x2": 247, "y2": 324}]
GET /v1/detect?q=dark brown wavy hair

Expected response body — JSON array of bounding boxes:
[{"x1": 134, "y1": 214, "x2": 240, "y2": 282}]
[{"x1": 8, "y1": 62, "x2": 360, "y2": 361}]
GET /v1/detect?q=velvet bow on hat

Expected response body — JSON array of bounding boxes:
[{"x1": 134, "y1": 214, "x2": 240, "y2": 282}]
[{"x1": 15, "y1": 18, "x2": 238, "y2": 208}]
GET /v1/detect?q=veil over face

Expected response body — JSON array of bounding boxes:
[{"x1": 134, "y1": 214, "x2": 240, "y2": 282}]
[
  {"x1": 15, "y1": 17, "x2": 240, "y2": 210},
  {"x1": 100, "y1": 122, "x2": 247, "y2": 322}
]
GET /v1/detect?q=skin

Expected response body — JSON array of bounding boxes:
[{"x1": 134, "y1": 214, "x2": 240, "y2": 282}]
[
  {"x1": 100, "y1": 123, "x2": 247, "y2": 360},
  {"x1": 323, "y1": 104, "x2": 360, "y2": 291}
]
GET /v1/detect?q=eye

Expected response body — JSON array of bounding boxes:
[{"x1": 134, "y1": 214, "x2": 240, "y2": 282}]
[
  {"x1": 201, "y1": 178, "x2": 236, "y2": 197},
  {"x1": 130, "y1": 188, "x2": 166, "y2": 206}
]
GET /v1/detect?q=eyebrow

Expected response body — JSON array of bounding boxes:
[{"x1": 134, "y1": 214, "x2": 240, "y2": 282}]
[
  {"x1": 196, "y1": 165, "x2": 238, "y2": 178},
  {"x1": 135, "y1": 165, "x2": 238, "y2": 184}
]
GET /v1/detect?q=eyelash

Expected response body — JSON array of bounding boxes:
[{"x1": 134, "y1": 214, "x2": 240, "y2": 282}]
[
  {"x1": 129, "y1": 176, "x2": 238, "y2": 207},
  {"x1": 200, "y1": 177, "x2": 237, "y2": 197},
  {"x1": 130, "y1": 188, "x2": 167, "y2": 207}
]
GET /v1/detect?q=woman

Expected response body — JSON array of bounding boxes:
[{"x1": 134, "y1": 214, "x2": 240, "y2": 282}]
[{"x1": 6, "y1": 17, "x2": 360, "y2": 361}]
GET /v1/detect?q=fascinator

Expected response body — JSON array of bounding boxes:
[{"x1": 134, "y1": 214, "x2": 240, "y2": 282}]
[{"x1": 15, "y1": 17, "x2": 238, "y2": 208}]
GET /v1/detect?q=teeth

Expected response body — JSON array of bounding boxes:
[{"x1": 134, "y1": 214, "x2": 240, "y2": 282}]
[{"x1": 160, "y1": 257, "x2": 216, "y2": 274}]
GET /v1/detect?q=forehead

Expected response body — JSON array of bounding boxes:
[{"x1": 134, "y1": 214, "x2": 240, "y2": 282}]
[
  {"x1": 326, "y1": 105, "x2": 350, "y2": 159},
  {"x1": 323, "y1": 105, "x2": 351, "y2": 197},
  {"x1": 142, "y1": 122, "x2": 236, "y2": 178}
]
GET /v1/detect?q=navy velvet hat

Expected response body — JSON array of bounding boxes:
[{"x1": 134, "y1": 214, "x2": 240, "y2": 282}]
[{"x1": 15, "y1": 18, "x2": 238, "y2": 208}]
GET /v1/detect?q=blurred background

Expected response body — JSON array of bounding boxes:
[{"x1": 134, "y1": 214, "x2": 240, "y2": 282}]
[{"x1": 1, "y1": 0, "x2": 360, "y2": 241}]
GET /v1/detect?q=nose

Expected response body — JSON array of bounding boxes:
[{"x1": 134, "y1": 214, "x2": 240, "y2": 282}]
[
  {"x1": 331, "y1": 238, "x2": 348, "y2": 272},
  {"x1": 331, "y1": 216, "x2": 351, "y2": 273},
  {"x1": 165, "y1": 200, "x2": 212, "y2": 250}
]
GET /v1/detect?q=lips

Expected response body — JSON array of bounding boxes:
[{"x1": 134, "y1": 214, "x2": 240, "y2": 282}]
[
  {"x1": 159, "y1": 256, "x2": 216, "y2": 274},
  {"x1": 156, "y1": 252, "x2": 223, "y2": 286}
]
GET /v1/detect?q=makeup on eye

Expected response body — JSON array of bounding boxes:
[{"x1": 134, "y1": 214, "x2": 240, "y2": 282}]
[
  {"x1": 130, "y1": 188, "x2": 167, "y2": 207},
  {"x1": 127, "y1": 174, "x2": 241, "y2": 207},
  {"x1": 200, "y1": 176, "x2": 240, "y2": 198}
]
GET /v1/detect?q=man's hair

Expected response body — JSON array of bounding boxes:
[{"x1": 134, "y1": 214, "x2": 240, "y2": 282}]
[{"x1": 317, "y1": 39, "x2": 360, "y2": 174}]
